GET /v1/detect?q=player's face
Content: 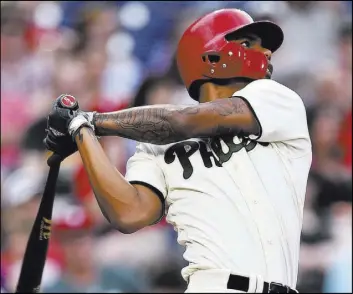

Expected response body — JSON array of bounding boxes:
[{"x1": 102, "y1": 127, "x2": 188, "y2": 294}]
[{"x1": 228, "y1": 33, "x2": 273, "y2": 79}]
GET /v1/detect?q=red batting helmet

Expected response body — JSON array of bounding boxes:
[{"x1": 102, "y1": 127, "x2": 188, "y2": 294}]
[{"x1": 176, "y1": 9, "x2": 284, "y2": 100}]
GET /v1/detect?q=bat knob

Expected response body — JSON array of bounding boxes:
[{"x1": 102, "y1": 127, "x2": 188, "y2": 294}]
[
  {"x1": 58, "y1": 94, "x2": 79, "y2": 110},
  {"x1": 47, "y1": 153, "x2": 62, "y2": 167}
]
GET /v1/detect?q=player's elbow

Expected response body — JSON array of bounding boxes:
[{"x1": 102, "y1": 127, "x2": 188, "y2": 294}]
[
  {"x1": 110, "y1": 218, "x2": 140, "y2": 234},
  {"x1": 115, "y1": 224, "x2": 139, "y2": 234},
  {"x1": 109, "y1": 210, "x2": 148, "y2": 234},
  {"x1": 100, "y1": 213, "x2": 136, "y2": 234}
]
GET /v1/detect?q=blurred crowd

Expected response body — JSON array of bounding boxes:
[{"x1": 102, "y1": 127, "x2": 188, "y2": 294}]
[{"x1": 1, "y1": 1, "x2": 352, "y2": 293}]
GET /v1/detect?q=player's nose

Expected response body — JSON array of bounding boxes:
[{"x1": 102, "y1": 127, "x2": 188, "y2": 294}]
[
  {"x1": 254, "y1": 44, "x2": 272, "y2": 61},
  {"x1": 262, "y1": 48, "x2": 272, "y2": 61}
]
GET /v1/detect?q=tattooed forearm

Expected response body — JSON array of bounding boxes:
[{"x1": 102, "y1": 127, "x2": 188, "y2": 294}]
[
  {"x1": 93, "y1": 98, "x2": 259, "y2": 145},
  {"x1": 94, "y1": 107, "x2": 184, "y2": 144}
]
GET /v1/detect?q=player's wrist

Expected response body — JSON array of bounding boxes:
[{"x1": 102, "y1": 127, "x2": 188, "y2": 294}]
[{"x1": 69, "y1": 112, "x2": 95, "y2": 140}]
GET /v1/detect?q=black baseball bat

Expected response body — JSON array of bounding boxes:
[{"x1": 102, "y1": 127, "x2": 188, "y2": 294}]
[{"x1": 15, "y1": 153, "x2": 62, "y2": 293}]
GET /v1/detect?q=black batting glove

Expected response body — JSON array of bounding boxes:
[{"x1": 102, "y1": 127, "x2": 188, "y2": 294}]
[
  {"x1": 47, "y1": 94, "x2": 80, "y2": 135},
  {"x1": 44, "y1": 94, "x2": 95, "y2": 161},
  {"x1": 43, "y1": 94, "x2": 80, "y2": 161},
  {"x1": 44, "y1": 129, "x2": 78, "y2": 161}
]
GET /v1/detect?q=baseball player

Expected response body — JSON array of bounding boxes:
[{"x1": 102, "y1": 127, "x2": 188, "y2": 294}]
[{"x1": 44, "y1": 9, "x2": 312, "y2": 293}]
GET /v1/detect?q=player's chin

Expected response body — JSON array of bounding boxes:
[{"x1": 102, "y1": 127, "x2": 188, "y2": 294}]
[{"x1": 265, "y1": 71, "x2": 272, "y2": 79}]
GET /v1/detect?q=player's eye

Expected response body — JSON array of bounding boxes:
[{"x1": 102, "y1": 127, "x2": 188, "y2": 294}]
[{"x1": 240, "y1": 40, "x2": 251, "y2": 48}]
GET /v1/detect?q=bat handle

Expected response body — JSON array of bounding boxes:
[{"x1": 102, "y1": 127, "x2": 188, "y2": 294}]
[
  {"x1": 16, "y1": 154, "x2": 62, "y2": 293},
  {"x1": 47, "y1": 153, "x2": 62, "y2": 167}
]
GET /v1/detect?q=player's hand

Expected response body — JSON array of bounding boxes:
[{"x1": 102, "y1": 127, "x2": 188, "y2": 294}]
[
  {"x1": 44, "y1": 129, "x2": 78, "y2": 161},
  {"x1": 43, "y1": 94, "x2": 95, "y2": 161},
  {"x1": 48, "y1": 94, "x2": 83, "y2": 133},
  {"x1": 43, "y1": 94, "x2": 80, "y2": 160}
]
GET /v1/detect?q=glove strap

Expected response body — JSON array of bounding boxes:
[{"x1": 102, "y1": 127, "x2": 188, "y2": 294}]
[
  {"x1": 85, "y1": 111, "x2": 96, "y2": 127},
  {"x1": 69, "y1": 114, "x2": 95, "y2": 140}
]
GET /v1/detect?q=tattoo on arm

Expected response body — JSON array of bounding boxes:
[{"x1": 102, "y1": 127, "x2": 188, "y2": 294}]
[
  {"x1": 77, "y1": 127, "x2": 99, "y2": 144},
  {"x1": 94, "y1": 98, "x2": 259, "y2": 144},
  {"x1": 78, "y1": 130, "x2": 84, "y2": 143}
]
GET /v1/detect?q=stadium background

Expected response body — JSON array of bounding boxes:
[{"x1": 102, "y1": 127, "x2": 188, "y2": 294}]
[{"x1": 1, "y1": 1, "x2": 351, "y2": 293}]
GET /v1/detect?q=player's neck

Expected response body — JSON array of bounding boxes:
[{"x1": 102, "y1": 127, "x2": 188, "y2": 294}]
[{"x1": 199, "y1": 81, "x2": 249, "y2": 103}]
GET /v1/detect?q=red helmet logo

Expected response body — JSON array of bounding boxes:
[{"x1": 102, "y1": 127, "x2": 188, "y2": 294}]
[
  {"x1": 176, "y1": 9, "x2": 284, "y2": 100},
  {"x1": 59, "y1": 94, "x2": 78, "y2": 109}
]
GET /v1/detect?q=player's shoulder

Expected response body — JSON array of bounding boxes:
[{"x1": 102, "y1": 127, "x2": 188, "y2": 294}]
[
  {"x1": 243, "y1": 79, "x2": 303, "y2": 102},
  {"x1": 135, "y1": 142, "x2": 170, "y2": 157}
]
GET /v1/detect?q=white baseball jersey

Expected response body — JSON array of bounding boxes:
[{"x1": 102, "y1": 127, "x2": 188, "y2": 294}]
[{"x1": 125, "y1": 79, "x2": 312, "y2": 288}]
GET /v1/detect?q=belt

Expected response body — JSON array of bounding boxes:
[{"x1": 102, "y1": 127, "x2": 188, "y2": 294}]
[{"x1": 227, "y1": 274, "x2": 298, "y2": 293}]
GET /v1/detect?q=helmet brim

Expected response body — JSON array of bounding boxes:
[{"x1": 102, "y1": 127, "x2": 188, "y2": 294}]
[{"x1": 227, "y1": 21, "x2": 284, "y2": 52}]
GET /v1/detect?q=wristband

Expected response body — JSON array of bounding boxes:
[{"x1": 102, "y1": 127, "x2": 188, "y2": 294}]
[{"x1": 68, "y1": 114, "x2": 94, "y2": 139}]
